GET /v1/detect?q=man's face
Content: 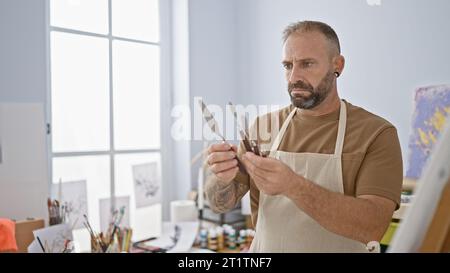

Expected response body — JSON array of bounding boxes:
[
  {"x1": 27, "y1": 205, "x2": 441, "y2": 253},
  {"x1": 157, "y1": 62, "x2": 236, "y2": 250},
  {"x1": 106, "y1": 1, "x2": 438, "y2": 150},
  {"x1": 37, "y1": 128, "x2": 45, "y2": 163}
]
[{"x1": 282, "y1": 31, "x2": 336, "y2": 109}]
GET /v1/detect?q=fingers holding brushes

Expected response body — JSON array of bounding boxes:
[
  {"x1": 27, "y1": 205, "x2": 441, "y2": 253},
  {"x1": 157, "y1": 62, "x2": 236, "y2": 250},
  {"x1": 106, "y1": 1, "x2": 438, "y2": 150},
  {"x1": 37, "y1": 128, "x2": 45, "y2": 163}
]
[
  {"x1": 198, "y1": 100, "x2": 268, "y2": 179},
  {"x1": 227, "y1": 102, "x2": 267, "y2": 157},
  {"x1": 241, "y1": 152, "x2": 298, "y2": 196},
  {"x1": 199, "y1": 100, "x2": 246, "y2": 176},
  {"x1": 207, "y1": 142, "x2": 240, "y2": 184},
  {"x1": 199, "y1": 100, "x2": 295, "y2": 195}
]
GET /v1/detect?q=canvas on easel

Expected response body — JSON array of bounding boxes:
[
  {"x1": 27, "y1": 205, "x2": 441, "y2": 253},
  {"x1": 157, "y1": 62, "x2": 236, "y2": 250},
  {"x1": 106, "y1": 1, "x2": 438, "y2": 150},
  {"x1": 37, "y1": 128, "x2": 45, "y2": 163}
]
[{"x1": 388, "y1": 116, "x2": 450, "y2": 253}]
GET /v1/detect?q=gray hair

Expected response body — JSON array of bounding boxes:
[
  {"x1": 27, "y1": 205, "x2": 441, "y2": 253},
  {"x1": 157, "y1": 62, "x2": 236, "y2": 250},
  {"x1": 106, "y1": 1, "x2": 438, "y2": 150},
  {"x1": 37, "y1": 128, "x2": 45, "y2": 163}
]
[{"x1": 282, "y1": 21, "x2": 341, "y2": 55}]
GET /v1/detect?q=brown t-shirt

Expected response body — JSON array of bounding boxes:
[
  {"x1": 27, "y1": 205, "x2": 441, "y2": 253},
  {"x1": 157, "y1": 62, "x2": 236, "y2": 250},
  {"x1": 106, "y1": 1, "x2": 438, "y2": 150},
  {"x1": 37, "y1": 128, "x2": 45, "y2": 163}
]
[{"x1": 232, "y1": 100, "x2": 403, "y2": 228}]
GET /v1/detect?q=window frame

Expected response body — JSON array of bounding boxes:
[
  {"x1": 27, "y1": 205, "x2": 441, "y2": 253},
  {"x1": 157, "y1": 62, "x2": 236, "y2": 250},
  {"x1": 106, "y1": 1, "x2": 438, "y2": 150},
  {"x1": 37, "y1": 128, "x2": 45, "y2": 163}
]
[{"x1": 45, "y1": 0, "x2": 173, "y2": 219}]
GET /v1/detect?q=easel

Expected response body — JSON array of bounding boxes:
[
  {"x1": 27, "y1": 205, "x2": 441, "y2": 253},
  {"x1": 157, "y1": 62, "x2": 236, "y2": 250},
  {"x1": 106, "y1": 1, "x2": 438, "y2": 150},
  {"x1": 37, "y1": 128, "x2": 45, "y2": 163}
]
[
  {"x1": 388, "y1": 117, "x2": 450, "y2": 253},
  {"x1": 419, "y1": 176, "x2": 450, "y2": 252}
]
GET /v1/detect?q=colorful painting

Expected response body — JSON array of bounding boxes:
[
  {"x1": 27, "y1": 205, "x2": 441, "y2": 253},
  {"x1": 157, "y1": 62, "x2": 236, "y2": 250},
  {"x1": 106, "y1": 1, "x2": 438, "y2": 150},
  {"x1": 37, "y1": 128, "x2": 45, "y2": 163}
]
[{"x1": 406, "y1": 85, "x2": 450, "y2": 179}]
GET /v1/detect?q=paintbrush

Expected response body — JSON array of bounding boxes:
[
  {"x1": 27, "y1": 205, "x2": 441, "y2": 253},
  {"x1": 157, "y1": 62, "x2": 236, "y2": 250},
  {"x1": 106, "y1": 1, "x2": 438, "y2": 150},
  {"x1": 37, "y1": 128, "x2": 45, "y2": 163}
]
[
  {"x1": 198, "y1": 100, "x2": 226, "y2": 141},
  {"x1": 240, "y1": 110, "x2": 260, "y2": 155},
  {"x1": 228, "y1": 102, "x2": 267, "y2": 157},
  {"x1": 83, "y1": 214, "x2": 107, "y2": 251},
  {"x1": 36, "y1": 236, "x2": 46, "y2": 253},
  {"x1": 227, "y1": 102, "x2": 254, "y2": 153},
  {"x1": 198, "y1": 100, "x2": 247, "y2": 173}
]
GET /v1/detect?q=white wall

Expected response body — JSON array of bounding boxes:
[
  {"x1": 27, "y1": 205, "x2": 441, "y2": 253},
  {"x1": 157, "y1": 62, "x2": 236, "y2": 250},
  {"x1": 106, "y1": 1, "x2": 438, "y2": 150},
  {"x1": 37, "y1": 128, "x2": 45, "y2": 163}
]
[
  {"x1": 0, "y1": 0, "x2": 49, "y2": 221},
  {"x1": 188, "y1": 0, "x2": 241, "y2": 186},
  {"x1": 0, "y1": 0, "x2": 48, "y2": 104},
  {"x1": 0, "y1": 103, "x2": 49, "y2": 222},
  {"x1": 233, "y1": 0, "x2": 450, "y2": 170}
]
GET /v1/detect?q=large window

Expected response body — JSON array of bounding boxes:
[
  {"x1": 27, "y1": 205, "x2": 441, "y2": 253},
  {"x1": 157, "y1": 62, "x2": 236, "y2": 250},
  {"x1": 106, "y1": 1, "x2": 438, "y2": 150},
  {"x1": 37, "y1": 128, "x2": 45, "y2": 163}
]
[{"x1": 49, "y1": 0, "x2": 163, "y2": 250}]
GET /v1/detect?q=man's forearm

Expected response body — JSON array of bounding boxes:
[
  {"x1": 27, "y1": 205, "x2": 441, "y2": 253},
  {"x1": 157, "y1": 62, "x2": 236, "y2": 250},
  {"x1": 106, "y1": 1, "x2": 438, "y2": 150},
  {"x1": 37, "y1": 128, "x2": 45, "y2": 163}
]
[
  {"x1": 285, "y1": 176, "x2": 393, "y2": 244},
  {"x1": 205, "y1": 176, "x2": 249, "y2": 214}
]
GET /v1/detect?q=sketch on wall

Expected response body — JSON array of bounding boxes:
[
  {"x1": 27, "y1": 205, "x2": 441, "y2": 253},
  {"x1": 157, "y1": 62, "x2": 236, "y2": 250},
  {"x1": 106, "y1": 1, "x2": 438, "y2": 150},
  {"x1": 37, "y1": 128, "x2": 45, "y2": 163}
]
[
  {"x1": 406, "y1": 85, "x2": 450, "y2": 179},
  {"x1": 51, "y1": 180, "x2": 88, "y2": 230},
  {"x1": 132, "y1": 162, "x2": 161, "y2": 208}
]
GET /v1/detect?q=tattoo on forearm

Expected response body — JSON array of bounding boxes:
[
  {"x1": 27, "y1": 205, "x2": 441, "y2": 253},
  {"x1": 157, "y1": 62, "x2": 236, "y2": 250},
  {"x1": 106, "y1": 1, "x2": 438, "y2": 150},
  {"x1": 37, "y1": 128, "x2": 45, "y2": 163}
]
[{"x1": 205, "y1": 177, "x2": 249, "y2": 213}]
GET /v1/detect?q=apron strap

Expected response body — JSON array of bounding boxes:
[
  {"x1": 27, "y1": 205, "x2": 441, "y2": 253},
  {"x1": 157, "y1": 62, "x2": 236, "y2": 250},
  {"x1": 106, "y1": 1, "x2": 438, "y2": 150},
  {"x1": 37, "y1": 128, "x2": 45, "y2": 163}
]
[
  {"x1": 334, "y1": 100, "x2": 347, "y2": 156},
  {"x1": 269, "y1": 107, "x2": 297, "y2": 152}
]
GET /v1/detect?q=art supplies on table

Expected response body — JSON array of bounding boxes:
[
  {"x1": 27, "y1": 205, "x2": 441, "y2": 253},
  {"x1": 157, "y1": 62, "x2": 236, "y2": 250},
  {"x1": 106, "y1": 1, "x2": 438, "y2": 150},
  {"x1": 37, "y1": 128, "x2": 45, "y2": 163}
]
[
  {"x1": 84, "y1": 203, "x2": 133, "y2": 253},
  {"x1": 90, "y1": 227, "x2": 133, "y2": 253},
  {"x1": 196, "y1": 224, "x2": 255, "y2": 252},
  {"x1": 207, "y1": 228, "x2": 218, "y2": 251}
]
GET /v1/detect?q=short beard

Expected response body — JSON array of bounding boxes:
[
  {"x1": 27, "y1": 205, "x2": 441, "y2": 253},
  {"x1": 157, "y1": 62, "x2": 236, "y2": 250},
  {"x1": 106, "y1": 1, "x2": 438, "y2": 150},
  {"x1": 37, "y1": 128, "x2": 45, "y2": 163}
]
[{"x1": 288, "y1": 70, "x2": 335, "y2": 109}]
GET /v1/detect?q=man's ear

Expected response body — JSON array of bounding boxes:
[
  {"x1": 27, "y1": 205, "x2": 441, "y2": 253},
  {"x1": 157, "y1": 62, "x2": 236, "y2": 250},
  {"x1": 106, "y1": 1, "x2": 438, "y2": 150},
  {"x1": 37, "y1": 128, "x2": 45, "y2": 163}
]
[{"x1": 334, "y1": 55, "x2": 345, "y2": 76}]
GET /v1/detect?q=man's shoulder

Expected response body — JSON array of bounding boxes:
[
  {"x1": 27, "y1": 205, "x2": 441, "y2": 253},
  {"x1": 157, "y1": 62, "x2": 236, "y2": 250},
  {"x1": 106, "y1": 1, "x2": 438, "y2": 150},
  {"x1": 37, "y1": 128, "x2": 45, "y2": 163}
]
[{"x1": 346, "y1": 101, "x2": 397, "y2": 136}]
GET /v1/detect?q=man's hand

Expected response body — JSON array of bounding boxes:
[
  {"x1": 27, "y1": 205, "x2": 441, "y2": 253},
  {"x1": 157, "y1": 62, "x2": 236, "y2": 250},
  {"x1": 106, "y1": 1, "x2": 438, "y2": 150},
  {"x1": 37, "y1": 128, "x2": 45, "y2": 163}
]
[
  {"x1": 207, "y1": 143, "x2": 239, "y2": 184},
  {"x1": 242, "y1": 152, "x2": 300, "y2": 196}
]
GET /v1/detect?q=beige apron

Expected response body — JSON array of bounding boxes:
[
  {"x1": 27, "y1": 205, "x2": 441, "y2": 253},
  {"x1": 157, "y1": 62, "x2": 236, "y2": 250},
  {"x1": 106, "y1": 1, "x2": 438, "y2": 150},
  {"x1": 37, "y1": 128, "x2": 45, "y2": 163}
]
[{"x1": 249, "y1": 100, "x2": 371, "y2": 253}]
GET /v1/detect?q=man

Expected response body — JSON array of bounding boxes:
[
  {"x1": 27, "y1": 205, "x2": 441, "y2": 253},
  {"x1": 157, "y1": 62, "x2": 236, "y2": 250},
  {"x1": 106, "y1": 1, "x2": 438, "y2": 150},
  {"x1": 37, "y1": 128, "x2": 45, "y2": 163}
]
[{"x1": 205, "y1": 21, "x2": 403, "y2": 252}]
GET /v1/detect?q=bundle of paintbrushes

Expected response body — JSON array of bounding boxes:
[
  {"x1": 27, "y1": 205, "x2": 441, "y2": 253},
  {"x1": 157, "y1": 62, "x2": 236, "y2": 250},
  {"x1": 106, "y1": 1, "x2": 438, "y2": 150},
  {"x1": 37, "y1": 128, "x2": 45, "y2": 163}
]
[
  {"x1": 83, "y1": 214, "x2": 108, "y2": 253},
  {"x1": 47, "y1": 198, "x2": 68, "y2": 226},
  {"x1": 83, "y1": 207, "x2": 133, "y2": 253},
  {"x1": 198, "y1": 100, "x2": 268, "y2": 174},
  {"x1": 227, "y1": 102, "x2": 269, "y2": 158},
  {"x1": 93, "y1": 227, "x2": 133, "y2": 253}
]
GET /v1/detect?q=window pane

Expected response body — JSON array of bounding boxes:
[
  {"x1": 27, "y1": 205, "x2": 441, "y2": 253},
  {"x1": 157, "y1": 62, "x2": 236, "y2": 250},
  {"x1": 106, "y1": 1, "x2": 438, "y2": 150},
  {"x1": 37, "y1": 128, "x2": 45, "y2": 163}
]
[
  {"x1": 114, "y1": 153, "x2": 162, "y2": 241},
  {"x1": 51, "y1": 32, "x2": 110, "y2": 152},
  {"x1": 113, "y1": 41, "x2": 160, "y2": 150},
  {"x1": 52, "y1": 155, "x2": 110, "y2": 252},
  {"x1": 50, "y1": 0, "x2": 108, "y2": 34},
  {"x1": 112, "y1": 0, "x2": 159, "y2": 42}
]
